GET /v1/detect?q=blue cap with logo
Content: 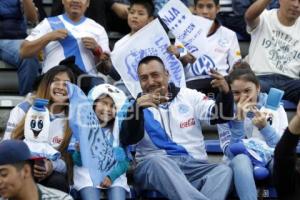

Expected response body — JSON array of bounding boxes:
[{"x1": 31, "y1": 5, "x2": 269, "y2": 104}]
[{"x1": 0, "y1": 140, "x2": 31, "y2": 165}]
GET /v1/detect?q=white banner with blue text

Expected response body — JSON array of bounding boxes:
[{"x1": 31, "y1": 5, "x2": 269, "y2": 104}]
[
  {"x1": 158, "y1": 0, "x2": 213, "y2": 58},
  {"x1": 111, "y1": 19, "x2": 186, "y2": 99}
]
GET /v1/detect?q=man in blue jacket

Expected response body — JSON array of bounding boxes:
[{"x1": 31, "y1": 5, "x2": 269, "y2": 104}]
[{"x1": 120, "y1": 55, "x2": 234, "y2": 200}]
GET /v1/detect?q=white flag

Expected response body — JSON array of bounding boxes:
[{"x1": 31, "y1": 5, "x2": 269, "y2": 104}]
[
  {"x1": 111, "y1": 19, "x2": 186, "y2": 99},
  {"x1": 158, "y1": 0, "x2": 213, "y2": 58}
]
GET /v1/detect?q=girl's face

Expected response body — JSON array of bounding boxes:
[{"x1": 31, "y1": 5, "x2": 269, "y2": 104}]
[
  {"x1": 49, "y1": 72, "x2": 71, "y2": 104},
  {"x1": 94, "y1": 95, "x2": 116, "y2": 125},
  {"x1": 231, "y1": 79, "x2": 260, "y2": 104}
]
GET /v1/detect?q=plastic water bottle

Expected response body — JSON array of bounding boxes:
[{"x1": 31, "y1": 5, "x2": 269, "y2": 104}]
[
  {"x1": 24, "y1": 98, "x2": 50, "y2": 143},
  {"x1": 260, "y1": 88, "x2": 284, "y2": 126}
]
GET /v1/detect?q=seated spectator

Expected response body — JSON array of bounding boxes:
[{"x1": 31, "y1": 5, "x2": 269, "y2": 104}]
[
  {"x1": 71, "y1": 84, "x2": 130, "y2": 200},
  {"x1": 217, "y1": 62, "x2": 288, "y2": 200},
  {"x1": 245, "y1": 0, "x2": 300, "y2": 104},
  {"x1": 168, "y1": 0, "x2": 241, "y2": 97},
  {"x1": 273, "y1": 101, "x2": 300, "y2": 200},
  {"x1": 0, "y1": 140, "x2": 73, "y2": 200},
  {"x1": 0, "y1": 0, "x2": 40, "y2": 95},
  {"x1": 120, "y1": 55, "x2": 233, "y2": 200},
  {"x1": 4, "y1": 65, "x2": 76, "y2": 193},
  {"x1": 51, "y1": 0, "x2": 130, "y2": 34},
  {"x1": 20, "y1": 0, "x2": 110, "y2": 93}
]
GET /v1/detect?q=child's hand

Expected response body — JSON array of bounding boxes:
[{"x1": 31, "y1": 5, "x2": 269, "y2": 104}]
[
  {"x1": 252, "y1": 109, "x2": 267, "y2": 130},
  {"x1": 167, "y1": 45, "x2": 180, "y2": 58},
  {"x1": 180, "y1": 53, "x2": 196, "y2": 66},
  {"x1": 100, "y1": 176, "x2": 112, "y2": 188},
  {"x1": 210, "y1": 69, "x2": 230, "y2": 94},
  {"x1": 236, "y1": 95, "x2": 254, "y2": 120}
]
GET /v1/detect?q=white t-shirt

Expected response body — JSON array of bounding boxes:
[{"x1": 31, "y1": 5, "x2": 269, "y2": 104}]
[
  {"x1": 180, "y1": 24, "x2": 241, "y2": 81},
  {"x1": 26, "y1": 14, "x2": 110, "y2": 75},
  {"x1": 248, "y1": 9, "x2": 300, "y2": 79}
]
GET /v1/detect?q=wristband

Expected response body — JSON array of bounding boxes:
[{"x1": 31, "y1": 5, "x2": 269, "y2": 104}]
[{"x1": 93, "y1": 46, "x2": 102, "y2": 57}]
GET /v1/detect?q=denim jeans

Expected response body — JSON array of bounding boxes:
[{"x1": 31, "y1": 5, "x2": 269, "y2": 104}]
[
  {"x1": 258, "y1": 74, "x2": 300, "y2": 104},
  {"x1": 230, "y1": 154, "x2": 257, "y2": 200},
  {"x1": 0, "y1": 39, "x2": 40, "y2": 95},
  {"x1": 80, "y1": 186, "x2": 126, "y2": 200},
  {"x1": 134, "y1": 155, "x2": 232, "y2": 200}
]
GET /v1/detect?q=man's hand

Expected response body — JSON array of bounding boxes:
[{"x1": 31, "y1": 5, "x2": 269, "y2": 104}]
[
  {"x1": 210, "y1": 69, "x2": 230, "y2": 93},
  {"x1": 48, "y1": 29, "x2": 68, "y2": 41},
  {"x1": 81, "y1": 37, "x2": 99, "y2": 52},
  {"x1": 111, "y1": 3, "x2": 129, "y2": 19},
  {"x1": 137, "y1": 88, "x2": 169, "y2": 108},
  {"x1": 252, "y1": 109, "x2": 267, "y2": 130},
  {"x1": 96, "y1": 53, "x2": 112, "y2": 75},
  {"x1": 100, "y1": 176, "x2": 112, "y2": 188}
]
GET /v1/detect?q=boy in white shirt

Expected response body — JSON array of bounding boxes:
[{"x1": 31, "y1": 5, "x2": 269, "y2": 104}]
[{"x1": 168, "y1": 0, "x2": 241, "y2": 97}]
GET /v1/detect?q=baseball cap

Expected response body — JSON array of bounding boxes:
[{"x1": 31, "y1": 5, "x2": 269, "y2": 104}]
[{"x1": 0, "y1": 140, "x2": 31, "y2": 165}]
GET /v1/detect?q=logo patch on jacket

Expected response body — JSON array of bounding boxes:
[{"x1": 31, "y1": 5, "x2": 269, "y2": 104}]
[
  {"x1": 178, "y1": 104, "x2": 190, "y2": 114},
  {"x1": 180, "y1": 118, "x2": 195, "y2": 128}
]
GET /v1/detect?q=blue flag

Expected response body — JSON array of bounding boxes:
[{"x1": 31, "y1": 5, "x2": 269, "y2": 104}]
[{"x1": 67, "y1": 83, "x2": 116, "y2": 186}]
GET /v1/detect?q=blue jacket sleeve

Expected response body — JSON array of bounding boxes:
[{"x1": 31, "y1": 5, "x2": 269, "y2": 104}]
[{"x1": 259, "y1": 124, "x2": 280, "y2": 148}]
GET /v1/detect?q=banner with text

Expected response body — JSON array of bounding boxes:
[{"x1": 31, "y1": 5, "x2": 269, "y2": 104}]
[
  {"x1": 111, "y1": 19, "x2": 186, "y2": 99},
  {"x1": 158, "y1": 0, "x2": 213, "y2": 58}
]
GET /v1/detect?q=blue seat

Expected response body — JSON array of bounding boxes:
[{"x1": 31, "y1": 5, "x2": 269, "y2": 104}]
[
  {"x1": 282, "y1": 100, "x2": 297, "y2": 110},
  {"x1": 205, "y1": 139, "x2": 223, "y2": 153}
]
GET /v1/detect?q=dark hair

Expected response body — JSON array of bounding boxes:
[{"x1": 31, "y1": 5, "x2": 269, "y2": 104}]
[
  {"x1": 13, "y1": 160, "x2": 34, "y2": 178},
  {"x1": 137, "y1": 55, "x2": 165, "y2": 71},
  {"x1": 194, "y1": 0, "x2": 220, "y2": 6},
  {"x1": 227, "y1": 61, "x2": 260, "y2": 87},
  {"x1": 129, "y1": 0, "x2": 155, "y2": 17}
]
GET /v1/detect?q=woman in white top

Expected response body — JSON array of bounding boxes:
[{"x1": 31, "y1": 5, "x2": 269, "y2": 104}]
[{"x1": 4, "y1": 65, "x2": 75, "y2": 193}]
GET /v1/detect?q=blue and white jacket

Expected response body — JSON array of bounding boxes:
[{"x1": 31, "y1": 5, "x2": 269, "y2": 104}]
[
  {"x1": 120, "y1": 83, "x2": 234, "y2": 162},
  {"x1": 217, "y1": 93, "x2": 288, "y2": 160}
]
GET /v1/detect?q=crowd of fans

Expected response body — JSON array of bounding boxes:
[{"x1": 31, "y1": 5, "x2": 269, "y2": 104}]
[{"x1": 0, "y1": 0, "x2": 299, "y2": 199}]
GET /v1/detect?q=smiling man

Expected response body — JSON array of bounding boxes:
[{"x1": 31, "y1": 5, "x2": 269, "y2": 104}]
[
  {"x1": 19, "y1": 0, "x2": 110, "y2": 93},
  {"x1": 120, "y1": 56, "x2": 234, "y2": 200},
  {"x1": 0, "y1": 140, "x2": 72, "y2": 200}
]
